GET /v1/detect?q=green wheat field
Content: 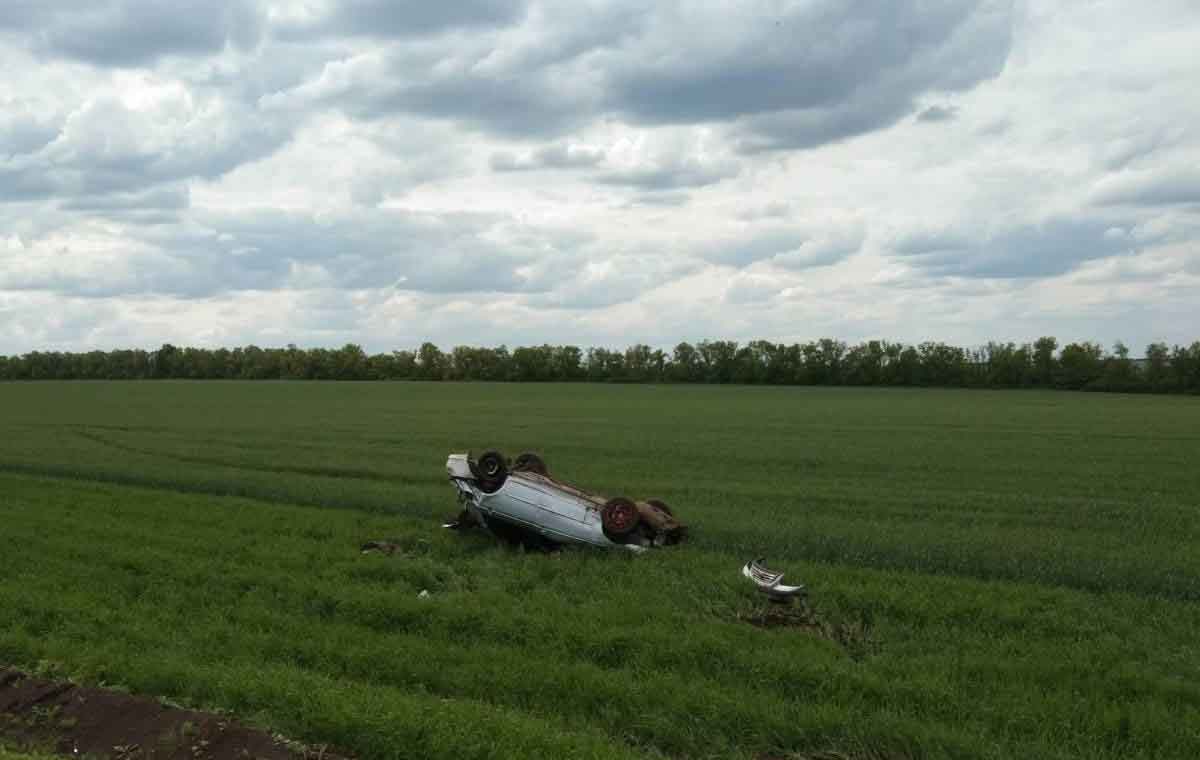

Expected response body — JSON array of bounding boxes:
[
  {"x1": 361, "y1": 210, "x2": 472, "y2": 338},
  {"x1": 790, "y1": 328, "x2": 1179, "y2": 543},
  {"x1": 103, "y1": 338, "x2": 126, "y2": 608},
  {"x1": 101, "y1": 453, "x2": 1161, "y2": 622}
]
[{"x1": 1, "y1": 382, "x2": 1198, "y2": 759}]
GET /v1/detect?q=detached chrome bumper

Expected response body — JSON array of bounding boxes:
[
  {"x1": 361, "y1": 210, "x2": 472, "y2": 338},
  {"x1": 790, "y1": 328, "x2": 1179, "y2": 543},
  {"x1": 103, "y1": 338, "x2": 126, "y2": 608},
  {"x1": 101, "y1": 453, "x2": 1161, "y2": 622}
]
[{"x1": 742, "y1": 558, "x2": 806, "y2": 601}]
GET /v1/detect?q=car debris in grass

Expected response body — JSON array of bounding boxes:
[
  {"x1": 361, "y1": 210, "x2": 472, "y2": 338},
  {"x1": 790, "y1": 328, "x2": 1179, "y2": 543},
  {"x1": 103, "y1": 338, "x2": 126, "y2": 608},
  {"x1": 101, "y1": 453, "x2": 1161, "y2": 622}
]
[
  {"x1": 359, "y1": 540, "x2": 405, "y2": 555},
  {"x1": 444, "y1": 450, "x2": 687, "y2": 551},
  {"x1": 742, "y1": 558, "x2": 807, "y2": 603}
]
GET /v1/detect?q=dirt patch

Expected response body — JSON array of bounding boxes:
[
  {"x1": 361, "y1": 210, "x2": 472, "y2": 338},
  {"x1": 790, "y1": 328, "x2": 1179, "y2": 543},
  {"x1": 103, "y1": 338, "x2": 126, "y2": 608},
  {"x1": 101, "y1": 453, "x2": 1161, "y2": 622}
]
[
  {"x1": 739, "y1": 604, "x2": 878, "y2": 661},
  {"x1": 0, "y1": 669, "x2": 346, "y2": 760},
  {"x1": 758, "y1": 752, "x2": 917, "y2": 760},
  {"x1": 359, "y1": 539, "x2": 407, "y2": 555}
]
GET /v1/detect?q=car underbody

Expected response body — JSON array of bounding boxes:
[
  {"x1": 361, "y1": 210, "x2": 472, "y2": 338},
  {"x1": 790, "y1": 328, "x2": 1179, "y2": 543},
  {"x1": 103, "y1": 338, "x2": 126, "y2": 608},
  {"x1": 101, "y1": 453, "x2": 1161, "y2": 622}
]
[{"x1": 445, "y1": 451, "x2": 686, "y2": 551}]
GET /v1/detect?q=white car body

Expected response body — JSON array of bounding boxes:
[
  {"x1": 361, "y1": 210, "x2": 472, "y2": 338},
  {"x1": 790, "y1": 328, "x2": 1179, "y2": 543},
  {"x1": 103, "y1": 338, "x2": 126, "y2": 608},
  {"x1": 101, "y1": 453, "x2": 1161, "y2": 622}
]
[{"x1": 446, "y1": 453, "x2": 682, "y2": 550}]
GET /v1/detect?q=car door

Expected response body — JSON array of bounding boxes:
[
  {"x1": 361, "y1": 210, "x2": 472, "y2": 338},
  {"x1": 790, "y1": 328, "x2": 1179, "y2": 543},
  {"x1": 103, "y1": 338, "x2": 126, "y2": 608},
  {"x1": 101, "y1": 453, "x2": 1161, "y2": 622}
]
[
  {"x1": 484, "y1": 475, "x2": 591, "y2": 542},
  {"x1": 485, "y1": 476, "x2": 545, "y2": 528},
  {"x1": 523, "y1": 477, "x2": 590, "y2": 541},
  {"x1": 534, "y1": 483, "x2": 588, "y2": 524}
]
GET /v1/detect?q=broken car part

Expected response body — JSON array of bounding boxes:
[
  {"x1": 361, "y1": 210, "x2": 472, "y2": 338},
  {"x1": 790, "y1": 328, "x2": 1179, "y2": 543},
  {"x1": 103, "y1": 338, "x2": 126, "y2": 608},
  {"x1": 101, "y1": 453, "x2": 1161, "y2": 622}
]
[{"x1": 742, "y1": 557, "x2": 807, "y2": 602}]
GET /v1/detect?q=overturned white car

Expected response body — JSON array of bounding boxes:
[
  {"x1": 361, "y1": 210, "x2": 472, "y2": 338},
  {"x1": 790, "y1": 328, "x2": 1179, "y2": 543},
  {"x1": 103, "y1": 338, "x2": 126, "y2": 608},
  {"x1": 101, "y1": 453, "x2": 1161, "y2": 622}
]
[{"x1": 445, "y1": 451, "x2": 686, "y2": 551}]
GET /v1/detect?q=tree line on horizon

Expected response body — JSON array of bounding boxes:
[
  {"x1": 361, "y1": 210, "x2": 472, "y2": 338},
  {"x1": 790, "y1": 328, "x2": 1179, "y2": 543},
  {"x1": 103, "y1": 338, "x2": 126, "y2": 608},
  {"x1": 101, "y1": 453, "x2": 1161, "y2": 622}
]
[
  {"x1": 1, "y1": 338, "x2": 1199, "y2": 393},
  {"x1": 2, "y1": 338, "x2": 1200, "y2": 393}
]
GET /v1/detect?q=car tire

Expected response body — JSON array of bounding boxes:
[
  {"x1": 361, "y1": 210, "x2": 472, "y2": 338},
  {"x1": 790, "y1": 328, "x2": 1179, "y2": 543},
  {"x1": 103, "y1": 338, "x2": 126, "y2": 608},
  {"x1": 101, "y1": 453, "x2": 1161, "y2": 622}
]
[
  {"x1": 601, "y1": 497, "x2": 640, "y2": 539},
  {"x1": 512, "y1": 452, "x2": 548, "y2": 476},
  {"x1": 475, "y1": 449, "x2": 508, "y2": 493}
]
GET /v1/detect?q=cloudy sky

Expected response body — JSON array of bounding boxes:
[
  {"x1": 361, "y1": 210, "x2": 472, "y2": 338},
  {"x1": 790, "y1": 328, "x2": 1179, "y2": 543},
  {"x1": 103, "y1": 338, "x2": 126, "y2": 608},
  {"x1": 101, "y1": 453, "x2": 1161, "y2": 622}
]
[{"x1": 2, "y1": 0, "x2": 1198, "y2": 354}]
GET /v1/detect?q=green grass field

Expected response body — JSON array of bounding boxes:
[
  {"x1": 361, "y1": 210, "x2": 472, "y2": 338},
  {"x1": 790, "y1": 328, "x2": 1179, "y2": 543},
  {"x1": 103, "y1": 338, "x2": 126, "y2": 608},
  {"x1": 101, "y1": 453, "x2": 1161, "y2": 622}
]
[
  {"x1": 0, "y1": 747, "x2": 59, "y2": 760},
  {"x1": 1, "y1": 382, "x2": 1198, "y2": 759}
]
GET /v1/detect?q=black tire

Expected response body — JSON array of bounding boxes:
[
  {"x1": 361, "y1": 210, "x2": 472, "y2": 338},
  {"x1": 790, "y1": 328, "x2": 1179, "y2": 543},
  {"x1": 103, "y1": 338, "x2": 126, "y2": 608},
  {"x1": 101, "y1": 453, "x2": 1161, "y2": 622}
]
[
  {"x1": 475, "y1": 450, "x2": 508, "y2": 493},
  {"x1": 512, "y1": 452, "x2": 548, "y2": 476},
  {"x1": 601, "y1": 497, "x2": 640, "y2": 540},
  {"x1": 645, "y1": 498, "x2": 674, "y2": 517}
]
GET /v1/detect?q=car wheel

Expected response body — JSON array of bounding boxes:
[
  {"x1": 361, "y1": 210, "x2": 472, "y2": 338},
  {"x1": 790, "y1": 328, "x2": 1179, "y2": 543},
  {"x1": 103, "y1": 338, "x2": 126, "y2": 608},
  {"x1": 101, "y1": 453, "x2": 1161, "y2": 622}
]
[
  {"x1": 475, "y1": 449, "x2": 508, "y2": 493},
  {"x1": 513, "y1": 452, "x2": 548, "y2": 476},
  {"x1": 601, "y1": 497, "x2": 640, "y2": 539},
  {"x1": 645, "y1": 498, "x2": 674, "y2": 517}
]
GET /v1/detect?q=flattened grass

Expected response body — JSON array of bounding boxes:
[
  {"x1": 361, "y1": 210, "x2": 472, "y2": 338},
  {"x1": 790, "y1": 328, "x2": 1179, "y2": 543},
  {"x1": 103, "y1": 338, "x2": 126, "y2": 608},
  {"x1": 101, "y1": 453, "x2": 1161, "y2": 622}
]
[
  {"x1": 1, "y1": 382, "x2": 1199, "y2": 758},
  {"x1": 0, "y1": 746, "x2": 62, "y2": 760}
]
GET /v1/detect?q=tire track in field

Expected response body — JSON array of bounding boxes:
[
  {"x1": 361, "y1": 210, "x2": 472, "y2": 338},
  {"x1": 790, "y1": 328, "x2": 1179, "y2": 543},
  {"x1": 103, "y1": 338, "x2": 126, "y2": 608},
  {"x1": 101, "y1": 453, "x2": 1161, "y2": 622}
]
[
  {"x1": 71, "y1": 427, "x2": 429, "y2": 485},
  {"x1": 702, "y1": 521, "x2": 1200, "y2": 602},
  {"x1": 16, "y1": 432, "x2": 1198, "y2": 602},
  {"x1": 0, "y1": 461, "x2": 411, "y2": 515},
  {"x1": 16, "y1": 454, "x2": 1194, "y2": 603}
]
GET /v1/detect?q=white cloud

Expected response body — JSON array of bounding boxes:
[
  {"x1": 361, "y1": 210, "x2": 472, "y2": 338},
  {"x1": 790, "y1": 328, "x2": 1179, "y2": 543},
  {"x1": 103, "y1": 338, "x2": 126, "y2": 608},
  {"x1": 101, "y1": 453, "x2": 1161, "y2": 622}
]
[{"x1": 2, "y1": 0, "x2": 1200, "y2": 354}]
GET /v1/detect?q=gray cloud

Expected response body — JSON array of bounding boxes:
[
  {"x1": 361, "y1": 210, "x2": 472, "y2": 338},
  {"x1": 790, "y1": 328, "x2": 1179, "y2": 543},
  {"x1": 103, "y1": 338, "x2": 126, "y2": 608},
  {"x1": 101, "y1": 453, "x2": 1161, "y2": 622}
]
[
  {"x1": 700, "y1": 219, "x2": 868, "y2": 270},
  {"x1": 1, "y1": 95, "x2": 287, "y2": 205},
  {"x1": 0, "y1": 111, "x2": 60, "y2": 157},
  {"x1": 623, "y1": 192, "x2": 691, "y2": 207},
  {"x1": 1, "y1": 1, "x2": 263, "y2": 66},
  {"x1": 734, "y1": 91, "x2": 912, "y2": 152},
  {"x1": 522, "y1": 252, "x2": 699, "y2": 309},
  {"x1": 736, "y1": 202, "x2": 791, "y2": 221},
  {"x1": 893, "y1": 217, "x2": 1147, "y2": 278},
  {"x1": 608, "y1": 0, "x2": 1011, "y2": 151},
  {"x1": 276, "y1": 0, "x2": 528, "y2": 40},
  {"x1": 490, "y1": 138, "x2": 739, "y2": 190},
  {"x1": 0, "y1": 209, "x2": 581, "y2": 300},
  {"x1": 293, "y1": 51, "x2": 593, "y2": 136},
  {"x1": 723, "y1": 273, "x2": 785, "y2": 305},
  {"x1": 490, "y1": 143, "x2": 605, "y2": 171},
  {"x1": 1097, "y1": 129, "x2": 1189, "y2": 171},
  {"x1": 696, "y1": 224, "x2": 863, "y2": 270},
  {"x1": 54, "y1": 185, "x2": 191, "y2": 226},
  {"x1": 893, "y1": 230, "x2": 973, "y2": 257},
  {"x1": 596, "y1": 158, "x2": 738, "y2": 191},
  {"x1": 1093, "y1": 170, "x2": 1200, "y2": 207},
  {"x1": 772, "y1": 225, "x2": 866, "y2": 270},
  {"x1": 0, "y1": 1, "x2": 43, "y2": 28},
  {"x1": 0, "y1": 165, "x2": 56, "y2": 203},
  {"x1": 605, "y1": 3, "x2": 1006, "y2": 125},
  {"x1": 698, "y1": 229, "x2": 808, "y2": 268},
  {"x1": 188, "y1": 209, "x2": 545, "y2": 296},
  {"x1": 282, "y1": 0, "x2": 1012, "y2": 150},
  {"x1": 916, "y1": 105, "x2": 959, "y2": 123},
  {"x1": 60, "y1": 185, "x2": 190, "y2": 213},
  {"x1": 0, "y1": 248, "x2": 197, "y2": 299}
]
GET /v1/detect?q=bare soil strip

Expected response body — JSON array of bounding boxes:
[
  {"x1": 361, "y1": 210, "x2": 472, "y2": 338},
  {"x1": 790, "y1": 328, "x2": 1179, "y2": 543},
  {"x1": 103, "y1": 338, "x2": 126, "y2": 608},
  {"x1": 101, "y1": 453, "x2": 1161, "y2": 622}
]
[
  {"x1": 0, "y1": 669, "x2": 345, "y2": 760},
  {"x1": 738, "y1": 604, "x2": 879, "y2": 662}
]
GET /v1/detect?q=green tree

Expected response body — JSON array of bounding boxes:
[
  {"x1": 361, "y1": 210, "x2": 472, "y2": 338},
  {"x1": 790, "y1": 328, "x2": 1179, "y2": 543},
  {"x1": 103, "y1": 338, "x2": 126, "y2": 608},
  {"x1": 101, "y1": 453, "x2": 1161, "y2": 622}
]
[
  {"x1": 152, "y1": 344, "x2": 178, "y2": 379},
  {"x1": 844, "y1": 341, "x2": 886, "y2": 386},
  {"x1": 511, "y1": 345, "x2": 555, "y2": 381},
  {"x1": 697, "y1": 340, "x2": 738, "y2": 383},
  {"x1": 1033, "y1": 337, "x2": 1058, "y2": 387},
  {"x1": 983, "y1": 342, "x2": 1031, "y2": 388},
  {"x1": 624, "y1": 344, "x2": 655, "y2": 382},
  {"x1": 1169, "y1": 342, "x2": 1200, "y2": 393},
  {"x1": 1097, "y1": 342, "x2": 1140, "y2": 392},
  {"x1": 668, "y1": 342, "x2": 702, "y2": 382},
  {"x1": 1144, "y1": 342, "x2": 1170, "y2": 391},
  {"x1": 895, "y1": 346, "x2": 921, "y2": 385},
  {"x1": 552, "y1": 346, "x2": 583, "y2": 381},
  {"x1": 333, "y1": 344, "x2": 368, "y2": 380},
  {"x1": 417, "y1": 342, "x2": 446, "y2": 380},
  {"x1": 1057, "y1": 342, "x2": 1105, "y2": 390}
]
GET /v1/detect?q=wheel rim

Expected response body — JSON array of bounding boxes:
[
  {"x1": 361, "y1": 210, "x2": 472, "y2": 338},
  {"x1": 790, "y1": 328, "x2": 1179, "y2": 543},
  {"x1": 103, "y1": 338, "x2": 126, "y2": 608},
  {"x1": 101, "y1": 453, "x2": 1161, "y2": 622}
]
[{"x1": 604, "y1": 501, "x2": 637, "y2": 533}]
